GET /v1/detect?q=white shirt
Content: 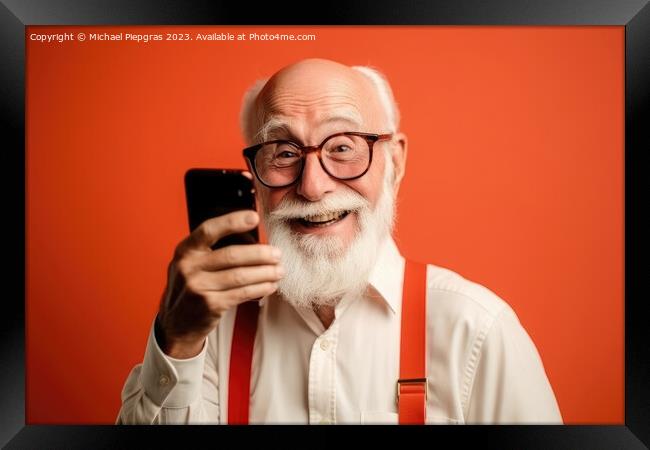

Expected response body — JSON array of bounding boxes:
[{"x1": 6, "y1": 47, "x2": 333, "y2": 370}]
[{"x1": 117, "y1": 236, "x2": 562, "y2": 424}]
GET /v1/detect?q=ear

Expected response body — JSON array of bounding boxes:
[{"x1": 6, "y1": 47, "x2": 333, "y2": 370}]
[{"x1": 390, "y1": 132, "x2": 408, "y2": 195}]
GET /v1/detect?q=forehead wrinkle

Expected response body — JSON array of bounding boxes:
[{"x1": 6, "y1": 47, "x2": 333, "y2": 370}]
[
  {"x1": 257, "y1": 98, "x2": 365, "y2": 141},
  {"x1": 319, "y1": 110, "x2": 363, "y2": 128},
  {"x1": 255, "y1": 72, "x2": 375, "y2": 143},
  {"x1": 258, "y1": 110, "x2": 363, "y2": 144},
  {"x1": 263, "y1": 92, "x2": 360, "y2": 113}
]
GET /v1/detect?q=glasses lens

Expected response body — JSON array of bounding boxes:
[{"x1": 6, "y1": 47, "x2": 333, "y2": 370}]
[
  {"x1": 254, "y1": 142, "x2": 302, "y2": 186},
  {"x1": 321, "y1": 134, "x2": 371, "y2": 179}
]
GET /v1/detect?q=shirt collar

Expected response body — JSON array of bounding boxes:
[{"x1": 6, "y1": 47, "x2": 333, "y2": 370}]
[{"x1": 366, "y1": 234, "x2": 405, "y2": 314}]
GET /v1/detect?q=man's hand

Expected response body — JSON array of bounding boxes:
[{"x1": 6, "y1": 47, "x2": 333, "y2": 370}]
[{"x1": 157, "y1": 210, "x2": 283, "y2": 359}]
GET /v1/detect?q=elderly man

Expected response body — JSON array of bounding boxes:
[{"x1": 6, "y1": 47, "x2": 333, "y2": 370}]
[{"x1": 117, "y1": 58, "x2": 562, "y2": 425}]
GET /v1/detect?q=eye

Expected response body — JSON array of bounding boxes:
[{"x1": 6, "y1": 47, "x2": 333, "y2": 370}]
[
  {"x1": 273, "y1": 143, "x2": 300, "y2": 159},
  {"x1": 331, "y1": 145, "x2": 352, "y2": 153},
  {"x1": 277, "y1": 150, "x2": 298, "y2": 158}
]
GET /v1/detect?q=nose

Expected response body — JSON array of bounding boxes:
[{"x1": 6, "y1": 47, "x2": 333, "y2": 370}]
[{"x1": 295, "y1": 153, "x2": 337, "y2": 201}]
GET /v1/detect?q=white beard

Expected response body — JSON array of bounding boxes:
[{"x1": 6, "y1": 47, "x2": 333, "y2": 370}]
[{"x1": 262, "y1": 162, "x2": 396, "y2": 309}]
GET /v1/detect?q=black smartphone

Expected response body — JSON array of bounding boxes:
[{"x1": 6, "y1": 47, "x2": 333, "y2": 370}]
[{"x1": 184, "y1": 168, "x2": 259, "y2": 250}]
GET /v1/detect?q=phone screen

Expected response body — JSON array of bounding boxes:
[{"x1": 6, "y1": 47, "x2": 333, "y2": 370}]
[{"x1": 184, "y1": 168, "x2": 259, "y2": 249}]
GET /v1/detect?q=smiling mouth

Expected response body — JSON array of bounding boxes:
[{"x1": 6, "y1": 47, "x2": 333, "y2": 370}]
[{"x1": 295, "y1": 210, "x2": 351, "y2": 228}]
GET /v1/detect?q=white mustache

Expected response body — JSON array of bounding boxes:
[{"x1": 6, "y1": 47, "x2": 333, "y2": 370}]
[{"x1": 268, "y1": 190, "x2": 370, "y2": 221}]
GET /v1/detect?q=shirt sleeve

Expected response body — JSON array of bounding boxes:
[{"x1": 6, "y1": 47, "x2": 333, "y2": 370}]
[
  {"x1": 116, "y1": 317, "x2": 220, "y2": 424},
  {"x1": 464, "y1": 306, "x2": 563, "y2": 424}
]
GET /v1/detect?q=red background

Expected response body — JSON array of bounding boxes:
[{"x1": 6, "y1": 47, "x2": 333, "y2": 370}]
[{"x1": 26, "y1": 26, "x2": 624, "y2": 424}]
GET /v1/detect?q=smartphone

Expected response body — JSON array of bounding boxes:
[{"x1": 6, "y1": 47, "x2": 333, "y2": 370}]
[{"x1": 184, "y1": 168, "x2": 259, "y2": 250}]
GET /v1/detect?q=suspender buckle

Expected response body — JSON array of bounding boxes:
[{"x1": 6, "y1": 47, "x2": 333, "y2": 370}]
[{"x1": 397, "y1": 377, "x2": 428, "y2": 402}]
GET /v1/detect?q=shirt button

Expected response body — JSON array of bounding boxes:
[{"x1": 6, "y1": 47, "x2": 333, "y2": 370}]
[
  {"x1": 319, "y1": 418, "x2": 330, "y2": 424},
  {"x1": 159, "y1": 375, "x2": 170, "y2": 386},
  {"x1": 320, "y1": 340, "x2": 330, "y2": 351}
]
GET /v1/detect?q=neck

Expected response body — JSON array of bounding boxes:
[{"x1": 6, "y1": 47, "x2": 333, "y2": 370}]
[{"x1": 313, "y1": 303, "x2": 336, "y2": 329}]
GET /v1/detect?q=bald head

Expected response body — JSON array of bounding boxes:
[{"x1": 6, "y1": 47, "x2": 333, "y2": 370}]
[
  {"x1": 240, "y1": 59, "x2": 400, "y2": 145},
  {"x1": 263, "y1": 58, "x2": 369, "y2": 97}
]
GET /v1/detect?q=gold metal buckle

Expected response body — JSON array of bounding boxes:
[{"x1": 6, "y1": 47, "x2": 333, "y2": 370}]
[{"x1": 396, "y1": 377, "x2": 428, "y2": 402}]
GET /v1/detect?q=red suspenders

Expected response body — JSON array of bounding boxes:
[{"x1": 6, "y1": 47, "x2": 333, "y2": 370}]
[
  {"x1": 227, "y1": 299, "x2": 259, "y2": 425},
  {"x1": 398, "y1": 260, "x2": 428, "y2": 424},
  {"x1": 227, "y1": 259, "x2": 427, "y2": 425}
]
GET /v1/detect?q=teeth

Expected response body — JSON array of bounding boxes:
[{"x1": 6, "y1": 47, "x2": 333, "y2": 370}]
[{"x1": 304, "y1": 210, "x2": 347, "y2": 223}]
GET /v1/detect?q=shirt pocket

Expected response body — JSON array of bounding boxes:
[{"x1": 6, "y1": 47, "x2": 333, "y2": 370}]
[{"x1": 360, "y1": 411, "x2": 399, "y2": 424}]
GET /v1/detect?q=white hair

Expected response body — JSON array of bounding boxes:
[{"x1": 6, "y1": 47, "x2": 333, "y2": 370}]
[
  {"x1": 239, "y1": 78, "x2": 267, "y2": 146},
  {"x1": 350, "y1": 65, "x2": 400, "y2": 133},
  {"x1": 239, "y1": 64, "x2": 400, "y2": 145}
]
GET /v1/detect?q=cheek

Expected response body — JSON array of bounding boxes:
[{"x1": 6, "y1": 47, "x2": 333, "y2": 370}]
[
  {"x1": 345, "y1": 152, "x2": 386, "y2": 206},
  {"x1": 260, "y1": 187, "x2": 292, "y2": 211}
]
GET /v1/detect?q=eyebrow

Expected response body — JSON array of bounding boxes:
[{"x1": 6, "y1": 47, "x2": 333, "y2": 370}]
[
  {"x1": 256, "y1": 117, "x2": 294, "y2": 143},
  {"x1": 256, "y1": 110, "x2": 364, "y2": 144}
]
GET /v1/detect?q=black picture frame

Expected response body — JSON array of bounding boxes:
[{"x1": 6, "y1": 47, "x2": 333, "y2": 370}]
[{"x1": 1, "y1": 1, "x2": 648, "y2": 448}]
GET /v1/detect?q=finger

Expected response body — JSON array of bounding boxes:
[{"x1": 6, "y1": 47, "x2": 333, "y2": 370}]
[
  {"x1": 242, "y1": 170, "x2": 253, "y2": 180},
  {"x1": 195, "y1": 264, "x2": 285, "y2": 291},
  {"x1": 185, "y1": 210, "x2": 259, "y2": 251},
  {"x1": 212, "y1": 281, "x2": 279, "y2": 307},
  {"x1": 197, "y1": 244, "x2": 282, "y2": 271}
]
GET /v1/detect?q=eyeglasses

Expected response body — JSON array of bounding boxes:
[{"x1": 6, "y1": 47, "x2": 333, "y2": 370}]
[{"x1": 242, "y1": 131, "x2": 393, "y2": 188}]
